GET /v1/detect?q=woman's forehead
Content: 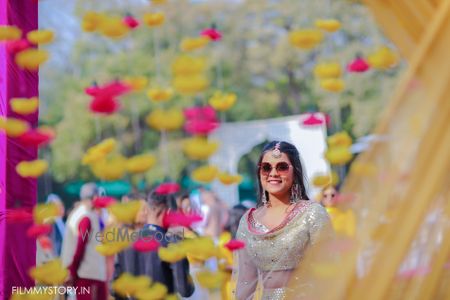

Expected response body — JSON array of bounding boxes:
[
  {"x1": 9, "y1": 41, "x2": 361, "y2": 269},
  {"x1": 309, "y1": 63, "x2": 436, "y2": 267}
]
[{"x1": 261, "y1": 152, "x2": 291, "y2": 163}]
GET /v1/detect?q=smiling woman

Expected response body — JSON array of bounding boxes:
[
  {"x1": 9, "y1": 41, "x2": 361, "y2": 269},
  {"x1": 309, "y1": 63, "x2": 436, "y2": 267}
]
[{"x1": 232, "y1": 141, "x2": 332, "y2": 300}]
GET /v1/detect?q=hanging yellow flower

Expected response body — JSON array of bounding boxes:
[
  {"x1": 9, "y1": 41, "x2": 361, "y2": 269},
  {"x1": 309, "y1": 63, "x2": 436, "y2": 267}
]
[
  {"x1": 151, "y1": 0, "x2": 168, "y2": 4},
  {"x1": 191, "y1": 165, "x2": 219, "y2": 183},
  {"x1": 16, "y1": 160, "x2": 48, "y2": 178},
  {"x1": 327, "y1": 207, "x2": 356, "y2": 237},
  {"x1": 26, "y1": 30, "x2": 55, "y2": 45},
  {"x1": 126, "y1": 154, "x2": 156, "y2": 174},
  {"x1": 10, "y1": 97, "x2": 39, "y2": 115},
  {"x1": 182, "y1": 137, "x2": 219, "y2": 160},
  {"x1": 33, "y1": 203, "x2": 59, "y2": 225},
  {"x1": 315, "y1": 19, "x2": 342, "y2": 32},
  {"x1": 108, "y1": 201, "x2": 143, "y2": 224},
  {"x1": 112, "y1": 273, "x2": 152, "y2": 297},
  {"x1": 180, "y1": 36, "x2": 210, "y2": 51},
  {"x1": 218, "y1": 172, "x2": 243, "y2": 185},
  {"x1": 81, "y1": 11, "x2": 106, "y2": 32},
  {"x1": 91, "y1": 155, "x2": 127, "y2": 180},
  {"x1": 135, "y1": 283, "x2": 168, "y2": 300},
  {"x1": 324, "y1": 147, "x2": 353, "y2": 165},
  {"x1": 143, "y1": 12, "x2": 165, "y2": 27},
  {"x1": 289, "y1": 29, "x2": 324, "y2": 50},
  {"x1": 172, "y1": 56, "x2": 207, "y2": 76},
  {"x1": 196, "y1": 271, "x2": 227, "y2": 289},
  {"x1": 327, "y1": 131, "x2": 352, "y2": 147},
  {"x1": 313, "y1": 62, "x2": 342, "y2": 79},
  {"x1": 320, "y1": 78, "x2": 345, "y2": 92},
  {"x1": 96, "y1": 227, "x2": 132, "y2": 256},
  {"x1": 0, "y1": 25, "x2": 22, "y2": 41},
  {"x1": 158, "y1": 243, "x2": 188, "y2": 263},
  {"x1": 15, "y1": 49, "x2": 49, "y2": 71},
  {"x1": 29, "y1": 259, "x2": 68, "y2": 286},
  {"x1": 146, "y1": 87, "x2": 174, "y2": 102},
  {"x1": 312, "y1": 172, "x2": 339, "y2": 188},
  {"x1": 173, "y1": 75, "x2": 209, "y2": 95},
  {"x1": 184, "y1": 237, "x2": 217, "y2": 261},
  {"x1": 98, "y1": 16, "x2": 130, "y2": 39},
  {"x1": 82, "y1": 138, "x2": 117, "y2": 165},
  {"x1": 124, "y1": 76, "x2": 149, "y2": 91},
  {"x1": 208, "y1": 91, "x2": 237, "y2": 112},
  {"x1": 368, "y1": 46, "x2": 399, "y2": 69},
  {"x1": 0, "y1": 117, "x2": 30, "y2": 137},
  {"x1": 145, "y1": 108, "x2": 184, "y2": 131}
]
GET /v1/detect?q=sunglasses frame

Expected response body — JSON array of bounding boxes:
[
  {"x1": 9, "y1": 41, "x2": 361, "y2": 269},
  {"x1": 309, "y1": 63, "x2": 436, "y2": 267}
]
[{"x1": 259, "y1": 161, "x2": 292, "y2": 176}]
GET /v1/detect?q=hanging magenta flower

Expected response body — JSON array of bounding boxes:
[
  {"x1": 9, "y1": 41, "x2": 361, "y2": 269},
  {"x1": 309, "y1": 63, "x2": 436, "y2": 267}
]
[
  {"x1": 18, "y1": 127, "x2": 55, "y2": 147},
  {"x1": 86, "y1": 81, "x2": 131, "y2": 115},
  {"x1": 5, "y1": 208, "x2": 33, "y2": 223},
  {"x1": 347, "y1": 56, "x2": 370, "y2": 73},
  {"x1": 302, "y1": 113, "x2": 324, "y2": 126},
  {"x1": 123, "y1": 14, "x2": 140, "y2": 29},
  {"x1": 201, "y1": 24, "x2": 222, "y2": 41},
  {"x1": 154, "y1": 182, "x2": 180, "y2": 195},
  {"x1": 27, "y1": 223, "x2": 52, "y2": 238},
  {"x1": 162, "y1": 211, "x2": 203, "y2": 228},
  {"x1": 224, "y1": 239, "x2": 246, "y2": 251},
  {"x1": 93, "y1": 196, "x2": 117, "y2": 209},
  {"x1": 133, "y1": 238, "x2": 160, "y2": 252},
  {"x1": 6, "y1": 39, "x2": 30, "y2": 55},
  {"x1": 184, "y1": 105, "x2": 219, "y2": 135}
]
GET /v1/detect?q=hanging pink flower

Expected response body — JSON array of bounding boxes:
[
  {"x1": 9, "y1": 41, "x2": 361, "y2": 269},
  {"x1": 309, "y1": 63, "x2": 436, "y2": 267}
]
[
  {"x1": 184, "y1": 105, "x2": 219, "y2": 135},
  {"x1": 201, "y1": 26, "x2": 222, "y2": 41},
  {"x1": 86, "y1": 81, "x2": 131, "y2": 115},
  {"x1": 123, "y1": 15, "x2": 140, "y2": 29},
  {"x1": 6, "y1": 39, "x2": 31, "y2": 55},
  {"x1": 162, "y1": 211, "x2": 203, "y2": 228},
  {"x1": 302, "y1": 113, "x2": 324, "y2": 126},
  {"x1": 224, "y1": 239, "x2": 246, "y2": 251},
  {"x1": 347, "y1": 57, "x2": 370, "y2": 73},
  {"x1": 155, "y1": 182, "x2": 180, "y2": 195},
  {"x1": 18, "y1": 127, "x2": 55, "y2": 147},
  {"x1": 93, "y1": 196, "x2": 117, "y2": 208},
  {"x1": 133, "y1": 238, "x2": 160, "y2": 252},
  {"x1": 27, "y1": 223, "x2": 52, "y2": 238},
  {"x1": 6, "y1": 208, "x2": 33, "y2": 223}
]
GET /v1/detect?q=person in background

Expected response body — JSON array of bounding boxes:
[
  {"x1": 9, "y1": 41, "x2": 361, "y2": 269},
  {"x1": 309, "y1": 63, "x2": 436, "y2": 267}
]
[
  {"x1": 320, "y1": 185, "x2": 338, "y2": 208},
  {"x1": 224, "y1": 204, "x2": 248, "y2": 238},
  {"x1": 46, "y1": 193, "x2": 66, "y2": 256},
  {"x1": 61, "y1": 183, "x2": 107, "y2": 300},
  {"x1": 113, "y1": 190, "x2": 195, "y2": 299}
]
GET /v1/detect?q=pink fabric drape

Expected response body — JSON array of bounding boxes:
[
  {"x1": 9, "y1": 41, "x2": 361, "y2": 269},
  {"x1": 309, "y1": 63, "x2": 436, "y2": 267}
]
[{"x1": 0, "y1": 0, "x2": 38, "y2": 299}]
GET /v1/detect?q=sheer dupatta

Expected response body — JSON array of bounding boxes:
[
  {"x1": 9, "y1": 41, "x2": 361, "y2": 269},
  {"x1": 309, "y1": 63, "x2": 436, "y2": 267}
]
[{"x1": 232, "y1": 201, "x2": 332, "y2": 300}]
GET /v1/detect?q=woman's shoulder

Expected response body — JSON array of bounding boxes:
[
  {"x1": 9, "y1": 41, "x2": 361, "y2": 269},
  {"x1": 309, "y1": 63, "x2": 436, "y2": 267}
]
[{"x1": 303, "y1": 200, "x2": 330, "y2": 221}]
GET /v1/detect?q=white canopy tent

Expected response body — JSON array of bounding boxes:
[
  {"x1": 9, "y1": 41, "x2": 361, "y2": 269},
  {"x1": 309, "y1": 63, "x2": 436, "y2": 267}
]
[{"x1": 209, "y1": 113, "x2": 330, "y2": 206}]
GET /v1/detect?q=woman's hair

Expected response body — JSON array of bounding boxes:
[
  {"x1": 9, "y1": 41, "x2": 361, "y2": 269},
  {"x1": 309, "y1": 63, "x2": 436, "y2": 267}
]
[
  {"x1": 146, "y1": 190, "x2": 178, "y2": 217},
  {"x1": 256, "y1": 141, "x2": 310, "y2": 207}
]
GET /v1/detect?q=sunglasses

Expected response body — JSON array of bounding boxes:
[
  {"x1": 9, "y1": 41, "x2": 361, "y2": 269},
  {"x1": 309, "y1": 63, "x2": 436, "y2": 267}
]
[{"x1": 259, "y1": 162, "x2": 292, "y2": 176}]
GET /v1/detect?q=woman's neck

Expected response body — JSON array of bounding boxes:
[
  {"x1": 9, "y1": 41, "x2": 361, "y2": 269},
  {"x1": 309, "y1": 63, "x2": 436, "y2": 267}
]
[{"x1": 268, "y1": 194, "x2": 291, "y2": 208}]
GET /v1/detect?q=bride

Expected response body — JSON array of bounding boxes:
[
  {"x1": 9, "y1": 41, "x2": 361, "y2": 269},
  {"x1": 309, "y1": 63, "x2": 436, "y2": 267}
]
[{"x1": 233, "y1": 141, "x2": 331, "y2": 300}]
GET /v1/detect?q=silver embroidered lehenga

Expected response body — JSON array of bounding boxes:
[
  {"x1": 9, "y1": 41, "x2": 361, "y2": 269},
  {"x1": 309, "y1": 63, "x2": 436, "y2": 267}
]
[{"x1": 232, "y1": 200, "x2": 331, "y2": 300}]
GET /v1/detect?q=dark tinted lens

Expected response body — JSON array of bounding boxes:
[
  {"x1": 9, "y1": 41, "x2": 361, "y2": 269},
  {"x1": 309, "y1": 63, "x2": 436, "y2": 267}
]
[
  {"x1": 276, "y1": 162, "x2": 290, "y2": 172},
  {"x1": 260, "y1": 163, "x2": 272, "y2": 174}
]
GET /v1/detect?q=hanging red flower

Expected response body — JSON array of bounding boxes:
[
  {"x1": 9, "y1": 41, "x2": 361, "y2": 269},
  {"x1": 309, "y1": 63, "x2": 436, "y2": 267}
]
[
  {"x1": 93, "y1": 196, "x2": 117, "y2": 208},
  {"x1": 89, "y1": 97, "x2": 121, "y2": 114},
  {"x1": 347, "y1": 57, "x2": 370, "y2": 73},
  {"x1": 162, "y1": 211, "x2": 203, "y2": 228},
  {"x1": 154, "y1": 182, "x2": 180, "y2": 195},
  {"x1": 38, "y1": 236, "x2": 53, "y2": 251},
  {"x1": 224, "y1": 239, "x2": 246, "y2": 251},
  {"x1": 6, "y1": 39, "x2": 31, "y2": 55},
  {"x1": 86, "y1": 81, "x2": 131, "y2": 115},
  {"x1": 302, "y1": 113, "x2": 324, "y2": 126},
  {"x1": 123, "y1": 15, "x2": 140, "y2": 29},
  {"x1": 133, "y1": 238, "x2": 160, "y2": 252},
  {"x1": 18, "y1": 127, "x2": 55, "y2": 147},
  {"x1": 184, "y1": 105, "x2": 219, "y2": 135},
  {"x1": 201, "y1": 26, "x2": 222, "y2": 41},
  {"x1": 5, "y1": 208, "x2": 33, "y2": 223},
  {"x1": 27, "y1": 223, "x2": 52, "y2": 238}
]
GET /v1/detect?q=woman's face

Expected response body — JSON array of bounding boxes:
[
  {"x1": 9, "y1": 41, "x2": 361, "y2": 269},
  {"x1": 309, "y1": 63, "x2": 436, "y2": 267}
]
[{"x1": 260, "y1": 152, "x2": 294, "y2": 199}]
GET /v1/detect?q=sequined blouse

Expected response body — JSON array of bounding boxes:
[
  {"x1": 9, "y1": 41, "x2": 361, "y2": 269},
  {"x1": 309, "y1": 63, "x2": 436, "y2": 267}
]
[{"x1": 236, "y1": 200, "x2": 330, "y2": 272}]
